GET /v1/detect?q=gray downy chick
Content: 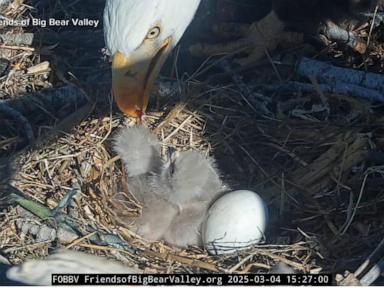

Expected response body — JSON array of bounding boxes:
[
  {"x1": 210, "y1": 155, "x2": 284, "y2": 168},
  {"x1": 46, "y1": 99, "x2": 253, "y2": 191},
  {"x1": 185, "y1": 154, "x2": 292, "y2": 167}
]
[
  {"x1": 113, "y1": 126, "x2": 177, "y2": 241},
  {"x1": 169, "y1": 150, "x2": 224, "y2": 207},
  {"x1": 113, "y1": 126, "x2": 162, "y2": 178},
  {"x1": 162, "y1": 201, "x2": 208, "y2": 247},
  {"x1": 113, "y1": 126, "x2": 225, "y2": 247},
  {"x1": 164, "y1": 150, "x2": 225, "y2": 247}
]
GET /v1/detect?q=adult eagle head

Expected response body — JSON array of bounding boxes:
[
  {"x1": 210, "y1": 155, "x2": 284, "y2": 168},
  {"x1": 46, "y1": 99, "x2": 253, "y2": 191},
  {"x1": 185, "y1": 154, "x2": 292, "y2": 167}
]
[{"x1": 104, "y1": 0, "x2": 201, "y2": 117}]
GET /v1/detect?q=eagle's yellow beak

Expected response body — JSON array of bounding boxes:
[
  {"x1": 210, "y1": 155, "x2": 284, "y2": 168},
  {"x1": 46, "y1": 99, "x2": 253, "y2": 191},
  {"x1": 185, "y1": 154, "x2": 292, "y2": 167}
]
[{"x1": 112, "y1": 38, "x2": 172, "y2": 118}]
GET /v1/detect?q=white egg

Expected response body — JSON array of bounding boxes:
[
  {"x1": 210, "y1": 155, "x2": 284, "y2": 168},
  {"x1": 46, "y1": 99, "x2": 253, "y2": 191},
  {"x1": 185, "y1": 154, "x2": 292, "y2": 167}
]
[{"x1": 203, "y1": 190, "x2": 267, "y2": 255}]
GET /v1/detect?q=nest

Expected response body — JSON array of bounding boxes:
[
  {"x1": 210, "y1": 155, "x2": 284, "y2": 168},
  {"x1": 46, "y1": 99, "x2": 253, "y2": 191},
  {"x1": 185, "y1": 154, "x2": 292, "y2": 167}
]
[{"x1": 1, "y1": 0, "x2": 384, "y2": 278}]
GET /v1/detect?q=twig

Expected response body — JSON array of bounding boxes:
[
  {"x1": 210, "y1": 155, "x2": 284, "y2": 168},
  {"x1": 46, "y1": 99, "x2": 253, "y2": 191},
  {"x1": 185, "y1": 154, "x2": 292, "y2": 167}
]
[
  {"x1": 339, "y1": 168, "x2": 369, "y2": 235},
  {"x1": 322, "y1": 21, "x2": 366, "y2": 54},
  {"x1": 144, "y1": 250, "x2": 221, "y2": 272},
  {"x1": 0, "y1": 45, "x2": 34, "y2": 52},
  {"x1": 355, "y1": 238, "x2": 384, "y2": 278},
  {"x1": 6, "y1": 84, "x2": 89, "y2": 118},
  {"x1": 337, "y1": 238, "x2": 384, "y2": 285},
  {"x1": 51, "y1": 180, "x2": 82, "y2": 216},
  {"x1": 298, "y1": 57, "x2": 384, "y2": 94},
  {"x1": 7, "y1": 187, "x2": 139, "y2": 255},
  {"x1": 220, "y1": 59, "x2": 271, "y2": 116},
  {"x1": 263, "y1": 81, "x2": 384, "y2": 102},
  {"x1": 0, "y1": 33, "x2": 34, "y2": 46},
  {"x1": 366, "y1": 5, "x2": 380, "y2": 49},
  {"x1": 360, "y1": 257, "x2": 384, "y2": 286}
]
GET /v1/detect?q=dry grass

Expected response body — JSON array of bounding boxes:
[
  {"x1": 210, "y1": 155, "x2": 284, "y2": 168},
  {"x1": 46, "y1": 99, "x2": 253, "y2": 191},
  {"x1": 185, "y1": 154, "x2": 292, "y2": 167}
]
[{"x1": 0, "y1": 0, "x2": 384, "y2": 276}]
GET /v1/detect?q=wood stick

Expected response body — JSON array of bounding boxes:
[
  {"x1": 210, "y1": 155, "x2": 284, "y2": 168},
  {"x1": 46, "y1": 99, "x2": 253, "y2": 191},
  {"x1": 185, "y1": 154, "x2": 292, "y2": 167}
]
[{"x1": 298, "y1": 57, "x2": 384, "y2": 94}]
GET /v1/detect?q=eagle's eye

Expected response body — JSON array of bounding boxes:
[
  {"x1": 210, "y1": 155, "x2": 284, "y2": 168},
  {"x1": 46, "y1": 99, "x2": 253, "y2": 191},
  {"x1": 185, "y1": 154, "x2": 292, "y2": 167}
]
[{"x1": 147, "y1": 26, "x2": 161, "y2": 39}]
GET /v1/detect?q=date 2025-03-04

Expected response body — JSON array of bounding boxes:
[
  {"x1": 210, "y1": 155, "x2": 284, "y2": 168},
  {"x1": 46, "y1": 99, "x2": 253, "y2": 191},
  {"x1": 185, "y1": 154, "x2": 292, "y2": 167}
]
[{"x1": 51, "y1": 273, "x2": 333, "y2": 286}]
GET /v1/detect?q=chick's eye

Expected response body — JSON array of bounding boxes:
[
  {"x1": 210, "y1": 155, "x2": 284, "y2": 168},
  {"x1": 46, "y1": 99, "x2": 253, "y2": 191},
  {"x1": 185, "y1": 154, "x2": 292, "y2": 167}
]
[{"x1": 147, "y1": 26, "x2": 161, "y2": 39}]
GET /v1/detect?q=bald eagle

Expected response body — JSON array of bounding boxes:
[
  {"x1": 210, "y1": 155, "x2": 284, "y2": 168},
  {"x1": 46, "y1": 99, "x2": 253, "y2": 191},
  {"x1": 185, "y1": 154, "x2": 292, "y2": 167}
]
[
  {"x1": 104, "y1": 0, "x2": 380, "y2": 117},
  {"x1": 104, "y1": 0, "x2": 201, "y2": 117}
]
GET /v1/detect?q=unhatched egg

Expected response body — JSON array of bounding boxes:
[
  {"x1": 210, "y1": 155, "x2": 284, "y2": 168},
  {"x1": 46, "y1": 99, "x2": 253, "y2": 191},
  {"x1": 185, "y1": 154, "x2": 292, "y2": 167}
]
[{"x1": 203, "y1": 190, "x2": 267, "y2": 255}]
